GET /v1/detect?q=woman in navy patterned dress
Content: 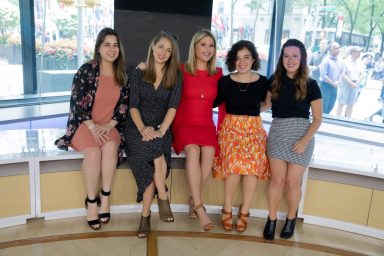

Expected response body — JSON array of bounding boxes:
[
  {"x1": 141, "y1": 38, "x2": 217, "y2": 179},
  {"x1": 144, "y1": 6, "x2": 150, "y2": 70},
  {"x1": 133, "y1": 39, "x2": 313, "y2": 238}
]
[{"x1": 124, "y1": 31, "x2": 182, "y2": 238}]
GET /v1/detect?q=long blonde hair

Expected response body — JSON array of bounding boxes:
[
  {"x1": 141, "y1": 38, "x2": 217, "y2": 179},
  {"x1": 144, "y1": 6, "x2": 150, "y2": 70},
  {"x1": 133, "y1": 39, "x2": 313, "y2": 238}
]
[
  {"x1": 185, "y1": 29, "x2": 218, "y2": 76},
  {"x1": 143, "y1": 31, "x2": 181, "y2": 89}
]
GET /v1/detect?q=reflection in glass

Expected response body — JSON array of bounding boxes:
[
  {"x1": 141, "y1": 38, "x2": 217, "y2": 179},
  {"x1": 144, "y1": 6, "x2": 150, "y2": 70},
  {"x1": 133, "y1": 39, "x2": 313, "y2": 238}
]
[
  {"x1": 0, "y1": 130, "x2": 27, "y2": 155},
  {"x1": 314, "y1": 134, "x2": 384, "y2": 174},
  {"x1": 0, "y1": 0, "x2": 22, "y2": 98},
  {"x1": 0, "y1": 1, "x2": 114, "y2": 100},
  {"x1": 34, "y1": 0, "x2": 114, "y2": 96}
]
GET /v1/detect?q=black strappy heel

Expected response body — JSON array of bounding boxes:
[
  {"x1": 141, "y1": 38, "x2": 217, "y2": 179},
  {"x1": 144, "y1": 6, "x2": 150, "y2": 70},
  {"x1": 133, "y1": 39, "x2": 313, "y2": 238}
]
[
  {"x1": 98, "y1": 190, "x2": 111, "y2": 224},
  {"x1": 85, "y1": 196, "x2": 101, "y2": 230}
]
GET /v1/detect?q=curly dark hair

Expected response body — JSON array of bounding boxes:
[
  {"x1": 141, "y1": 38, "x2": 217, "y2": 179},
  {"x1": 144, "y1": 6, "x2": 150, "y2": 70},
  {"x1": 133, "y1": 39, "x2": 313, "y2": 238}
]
[{"x1": 225, "y1": 40, "x2": 260, "y2": 72}]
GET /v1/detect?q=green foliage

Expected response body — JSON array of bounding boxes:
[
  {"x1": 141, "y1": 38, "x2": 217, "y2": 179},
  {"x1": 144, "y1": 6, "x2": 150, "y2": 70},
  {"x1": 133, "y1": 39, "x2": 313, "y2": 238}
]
[
  {"x1": 326, "y1": 0, "x2": 383, "y2": 34},
  {"x1": 289, "y1": 0, "x2": 317, "y2": 10},
  {"x1": 333, "y1": 0, "x2": 384, "y2": 48},
  {"x1": 295, "y1": 0, "x2": 382, "y2": 47},
  {"x1": 285, "y1": 0, "x2": 381, "y2": 36},
  {"x1": 0, "y1": 35, "x2": 7, "y2": 45},
  {"x1": 55, "y1": 14, "x2": 77, "y2": 38},
  {"x1": 360, "y1": 0, "x2": 384, "y2": 32},
  {"x1": 245, "y1": 0, "x2": 259, "y2": 10},
  {"x1": 0, "y1": 2, "x2": 19, "y2": 42}
]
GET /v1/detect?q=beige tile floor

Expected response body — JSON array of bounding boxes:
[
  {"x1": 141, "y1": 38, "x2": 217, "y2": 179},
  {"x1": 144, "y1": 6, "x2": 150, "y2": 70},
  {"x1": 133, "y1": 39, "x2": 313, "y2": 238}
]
[
  {"x1": 0, "y1": 212, "x2": 383, "y2": 256},
  {"x1": 158, "y1": 237, "x2": 338, "y2": 256}
]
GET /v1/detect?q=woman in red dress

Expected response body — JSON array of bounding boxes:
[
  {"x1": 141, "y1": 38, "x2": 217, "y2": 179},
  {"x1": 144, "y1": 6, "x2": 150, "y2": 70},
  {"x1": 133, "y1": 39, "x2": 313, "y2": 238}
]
[{"x1": 172, "y1": 29, "x2": 222, "y2": 231}]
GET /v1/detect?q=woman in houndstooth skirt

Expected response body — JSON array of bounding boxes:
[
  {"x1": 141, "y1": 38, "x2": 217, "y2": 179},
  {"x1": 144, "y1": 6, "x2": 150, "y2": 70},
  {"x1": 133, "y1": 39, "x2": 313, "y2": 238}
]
[{"x1": 262, "y1": 39, "x2": 323, "y2": 241}]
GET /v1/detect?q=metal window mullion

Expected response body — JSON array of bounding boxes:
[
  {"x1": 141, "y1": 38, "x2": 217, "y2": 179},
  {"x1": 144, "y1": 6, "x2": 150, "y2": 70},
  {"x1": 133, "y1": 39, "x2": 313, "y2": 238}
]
[
  {"x1": 20, "y1": 0, "x2": 37, "y2": 94},
  {"x1": 267, "y1": 0, "x2": 286, "y2": 77}
]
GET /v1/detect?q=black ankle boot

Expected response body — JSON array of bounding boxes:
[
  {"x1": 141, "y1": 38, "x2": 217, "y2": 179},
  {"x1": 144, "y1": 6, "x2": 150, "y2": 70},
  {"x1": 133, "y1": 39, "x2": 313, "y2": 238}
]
[
  {"x1": 280, "y1": 218, "x2": 296, "y2": 239},
  {"x1": 263, "y1": 217, "x2": 277, "y2": 241}
]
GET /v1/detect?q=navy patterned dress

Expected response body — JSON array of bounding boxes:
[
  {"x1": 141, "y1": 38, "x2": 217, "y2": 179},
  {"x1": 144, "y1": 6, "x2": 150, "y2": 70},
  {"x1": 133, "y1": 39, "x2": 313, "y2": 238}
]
[{"x1": 125, "y1": 68, "x2": 182, "y2": 202}]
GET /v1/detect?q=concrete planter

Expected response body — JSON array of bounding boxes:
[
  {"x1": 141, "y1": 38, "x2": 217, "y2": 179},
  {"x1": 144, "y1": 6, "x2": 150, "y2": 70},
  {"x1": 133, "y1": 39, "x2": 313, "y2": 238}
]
[
  {"x1": 0, "y1": 45, "x2": 22, "y2": 64},
  {"x1": 36, "y1": 56, "x2": 78, "y2": 70}
]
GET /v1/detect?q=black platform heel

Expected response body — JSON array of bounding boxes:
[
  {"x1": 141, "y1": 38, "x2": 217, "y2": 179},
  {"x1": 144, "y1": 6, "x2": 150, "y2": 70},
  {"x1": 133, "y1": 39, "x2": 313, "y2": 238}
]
[
  {"x1": 85, "y1": 196, "x2": 101, "y2": 230},
  {"x1": 263, "y1": 216, "x2": 277, "y2": 241},
  {"x1": 98, "y1": 190, "x2": 111, "y2": 224},
  {"x1": 280, "y1": 217, "x2": 296, "y2": 239}
]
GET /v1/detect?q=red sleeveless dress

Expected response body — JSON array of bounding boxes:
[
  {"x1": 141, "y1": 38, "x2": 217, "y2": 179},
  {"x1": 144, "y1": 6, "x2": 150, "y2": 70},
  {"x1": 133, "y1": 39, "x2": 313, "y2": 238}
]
[{"x1": 172, "y1": 65, "x2": 222, "y2": 155}]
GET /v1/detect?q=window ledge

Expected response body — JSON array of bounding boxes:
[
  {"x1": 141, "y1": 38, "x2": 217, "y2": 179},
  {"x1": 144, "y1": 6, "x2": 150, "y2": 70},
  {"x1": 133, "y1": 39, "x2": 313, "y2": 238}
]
[{"x1": 0, "y1": 102, "x2": 69, "y2": 124}]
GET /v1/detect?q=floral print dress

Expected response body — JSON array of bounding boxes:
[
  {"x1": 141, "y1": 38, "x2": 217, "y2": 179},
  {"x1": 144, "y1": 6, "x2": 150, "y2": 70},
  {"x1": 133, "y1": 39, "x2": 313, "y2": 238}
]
[{"x1": 55, "y1": 61, "x2": 129, "y2": 163}]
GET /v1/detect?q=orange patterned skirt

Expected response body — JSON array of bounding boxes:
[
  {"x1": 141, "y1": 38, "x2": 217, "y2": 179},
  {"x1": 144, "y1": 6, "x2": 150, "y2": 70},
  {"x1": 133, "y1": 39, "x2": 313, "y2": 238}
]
[{"x1": 213, "y1": 114, "x2": 270, "y2": 179}]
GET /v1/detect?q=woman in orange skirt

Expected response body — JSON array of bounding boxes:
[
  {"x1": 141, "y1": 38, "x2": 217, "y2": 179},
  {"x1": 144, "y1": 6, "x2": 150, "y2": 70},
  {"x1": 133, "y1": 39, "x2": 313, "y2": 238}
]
[{"x1": 214, "y1": 40, "x2": 270, "y2": 233}]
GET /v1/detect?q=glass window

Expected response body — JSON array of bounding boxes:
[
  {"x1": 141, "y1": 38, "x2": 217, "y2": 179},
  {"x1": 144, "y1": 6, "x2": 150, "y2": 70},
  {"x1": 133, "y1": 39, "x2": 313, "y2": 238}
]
[
  {"x1": 314, "y1": 133, "x2": 384, "y2": 174},
  {"x1": 211, "y1": 0, "x2": 274, "y2": 76},
  {"x1": 282, "y1": 0, "x2": 384, "y2": 125},
  {"x1": 34, "y1": 0, "x2": 114, "y2": 95},
  {"x1": 281, "y1": 0, "x2": 384, "y2": 173},
  {"x1": 0, "y1": 0, "x2": 114, "y2": 102},
  {"x1": 0, "y1": 0, "x2": 22, "y2": 98}
]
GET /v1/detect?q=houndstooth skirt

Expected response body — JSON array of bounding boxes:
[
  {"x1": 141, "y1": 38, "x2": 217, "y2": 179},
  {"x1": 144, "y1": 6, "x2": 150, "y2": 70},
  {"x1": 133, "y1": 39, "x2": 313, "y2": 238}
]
[{"x1": 267, "y1": 118, "x2": 314, "y2": 166}]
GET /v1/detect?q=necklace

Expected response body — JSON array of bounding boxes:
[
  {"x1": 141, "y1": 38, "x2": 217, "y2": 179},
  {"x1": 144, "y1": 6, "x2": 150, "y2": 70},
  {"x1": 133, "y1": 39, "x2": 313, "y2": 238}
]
[
  {"x1": 237, "y1": 82, "x2": 250, "y2": 92},
  {"x1": 200, "y1": 88, "x2": 205, "y2": 99}
]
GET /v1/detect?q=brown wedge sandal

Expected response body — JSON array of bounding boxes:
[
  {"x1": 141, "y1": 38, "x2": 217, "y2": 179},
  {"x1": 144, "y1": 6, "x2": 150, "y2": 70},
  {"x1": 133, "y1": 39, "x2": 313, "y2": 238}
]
[
  {"x1": 137, "y1": 212, "x2": 151, "y2": 238},
  {"x1": 158, "y1": 198, "x2": 174, "y2": 222},
  {"x1": 194, "y1": 204, "x2": 213, "y2": 232},
  {"x1": 236, "y1": 205, "x2": 250, "y2": 233},
  {"x1": 221, "y1": 208, "x2": 233, "y2": 232}
]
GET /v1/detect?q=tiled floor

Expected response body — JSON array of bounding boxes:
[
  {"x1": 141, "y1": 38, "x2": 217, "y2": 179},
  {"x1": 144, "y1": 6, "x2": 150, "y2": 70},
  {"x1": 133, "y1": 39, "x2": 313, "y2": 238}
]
[{"x1": 0, "y1": 212, "x2": 383, "y2": 256}]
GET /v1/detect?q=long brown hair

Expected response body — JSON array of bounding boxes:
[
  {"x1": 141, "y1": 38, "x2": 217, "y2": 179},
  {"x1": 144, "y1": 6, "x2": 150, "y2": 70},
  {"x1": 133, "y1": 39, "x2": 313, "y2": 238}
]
[
  {"x1": 271, "y1": 39, "x2": 309, "y2": 100},
  {"x1": 92, "y1": 27, "x2": 127, "y2": 86},
  {"x1": 143, "y1": 31, "x2": 181, "y2": 89},
  {"x1": 185, "y1": 29, "x2": 218, "y2": 76}
]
